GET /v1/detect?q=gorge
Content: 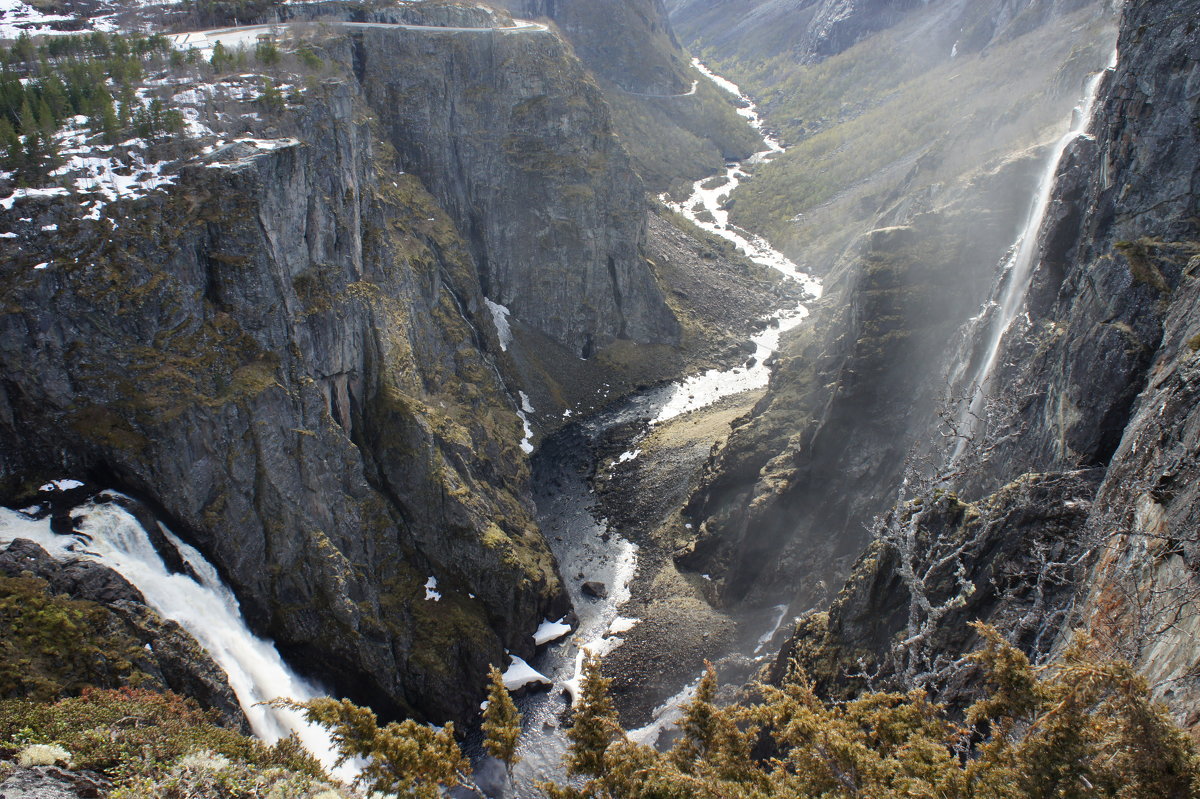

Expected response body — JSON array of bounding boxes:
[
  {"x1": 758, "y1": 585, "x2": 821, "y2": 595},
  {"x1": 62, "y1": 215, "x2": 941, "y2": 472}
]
[{"x1": 1, "y1": 0, "x2": 1199, "y2": 796}]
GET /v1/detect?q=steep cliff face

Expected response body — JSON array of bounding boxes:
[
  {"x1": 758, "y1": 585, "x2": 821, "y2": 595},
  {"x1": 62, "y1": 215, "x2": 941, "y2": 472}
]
[
  {"x1": 673, "y1": 0, "x2": 1113, "y2": 609},
  {"x1": 0, "y1": 78, "x2": 568, "y2": 724},
  {"x1": 342, "y1": 21, "x2": 679, "y2": 359},
  {"x1": 781, "y1": 0, "x2": 1200, "y2": 722},
  {"x1": 489, "y1": 0, "x2": 764, "y2": 190},
  {"x1": 494, "y1": 0, "x2": 690, "y2": 94}
]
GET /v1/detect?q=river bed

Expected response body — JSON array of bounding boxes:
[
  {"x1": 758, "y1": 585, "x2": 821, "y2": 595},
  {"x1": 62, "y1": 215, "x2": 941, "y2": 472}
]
[{"x1": 495, "y1": 59, "x2": 824, "y2": 796}]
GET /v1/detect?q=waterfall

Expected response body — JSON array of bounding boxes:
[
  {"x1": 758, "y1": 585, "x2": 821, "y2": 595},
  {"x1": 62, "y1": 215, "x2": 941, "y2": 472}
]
[
  {"x1": 0, "y1": 493, "x2": 352, "y2": 781},
  {"x1": 950, "y1": 54, "x2": 1116, "y2": 460}
]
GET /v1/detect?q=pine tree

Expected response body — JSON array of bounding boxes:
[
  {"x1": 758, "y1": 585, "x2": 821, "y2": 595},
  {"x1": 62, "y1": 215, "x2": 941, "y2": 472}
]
[
  {"x1": 565, "y1": 653, "x2": 620, "y2": 778},
  {"x1": 258, "y1": 77, "x2": 284, "y2": 113},
  {"x1": 209, "y1": 41, "x2": 229, "y2": 74},
  {"x1": 35, "y1": 97, "x2": 56, "y2": 138},
  {"x1": 18, "y1": 97, "x2": 35, "y2": 136},
  {"x1": 481, "y1": 665, "x2": 522, "y2": 776},
  {"x1": 0, "y1": 118, "x2": 18, "y2": 161},
  {"x1": 670, "y1": 661, "x2": 720, "y2": 770},
  {"x1": 270, "y1": 697, "x2": 474, "y2": 799},
  {"x1": 91, "y1": 89, "x2": 119, "y2": 144}
]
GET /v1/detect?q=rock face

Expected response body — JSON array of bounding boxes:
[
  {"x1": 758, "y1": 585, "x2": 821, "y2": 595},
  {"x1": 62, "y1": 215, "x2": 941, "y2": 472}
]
[
  {"x1": 0, "y1": 71, "x2": 572, "y2": 723},
  {"x1": 0, "y1": 538, "x2": 247, "y2": 730},
  {"x1": 0, "y1": 767, "x2": 109, "y2": 799},
  {"x1": 341, "y1": 17, "x2": 679, "y2": 359},
  {"x1": 490, "y1": 0, "x2": 764, "y2": 190},
  {"x1": 778, "y1": 0, "x2": 1200, "y2": 724},
  {"x1": 678, "y1": 145, "x2": 1071, "y2": 608},
  {"x1": 494, "y1": 0, "x2": 691, "y2": 94}
]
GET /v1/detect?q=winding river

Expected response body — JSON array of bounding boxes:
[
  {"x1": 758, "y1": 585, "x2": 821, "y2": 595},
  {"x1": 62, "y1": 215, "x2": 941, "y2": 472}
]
[{"x1": 496, "y1": 59, "x2": 823, "y2": 796}]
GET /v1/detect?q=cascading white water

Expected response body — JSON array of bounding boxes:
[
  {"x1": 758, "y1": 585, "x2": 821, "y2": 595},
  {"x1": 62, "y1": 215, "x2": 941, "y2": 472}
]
[
  {"x1": 655, "y1": 58, "x2": 822, "y2": 423},
  {"x1": 951, "y1": 54, "x2": 1117, "y2": 459},
  {"x1": 0, "y1": 493, "x2": 354, "y2": 782}
]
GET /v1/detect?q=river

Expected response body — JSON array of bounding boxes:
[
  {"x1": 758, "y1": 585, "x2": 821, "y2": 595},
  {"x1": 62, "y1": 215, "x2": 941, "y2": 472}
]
[
  {"x1": 0, "y1": 58, "x2": 817, "y2": 799},
  {"x1": 491, "y1": 59, "x2": 823, "y2": 796}
]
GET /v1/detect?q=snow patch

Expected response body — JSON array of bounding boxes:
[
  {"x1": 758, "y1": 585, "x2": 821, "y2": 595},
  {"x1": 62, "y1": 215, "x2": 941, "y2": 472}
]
[
  {"x1": 606, "y1": 616, "x2": 639, "y2": 635},
  {"x1": 534, "y1": 617, "x2": 572, "y2": 646},
  {"x1": 424, "y1": 576, "x2": 441, "y2": 601},
  {"x1": 517, "y1": 391, "x2": 535, "y2": 454},
  {"x1": 484, "y1": 298, "x2": 512, "y2": 351},
  {"x1": 39, "y1": 479, "x2": 84, "y2": 491},
  {"x1": 502, "y1": 655, "x2": 551, "y2": 691},
  {"x1": 1, "y1": 187, "x2": 70, "y2": 211}
]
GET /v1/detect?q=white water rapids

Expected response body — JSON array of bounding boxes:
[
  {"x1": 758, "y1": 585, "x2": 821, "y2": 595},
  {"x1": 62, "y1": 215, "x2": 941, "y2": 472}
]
[
  {"x1": 0, "y1": 493, "x2": 353, "y2": 781},
  {"x1": 498, "y1": 60, "x2": 824, "y2": 795},
  {"x1": 950, "y1": 53, "x2": 1117, "y2": 459},
  {"x1": 655, "y1": 59, "x2": 822, "y2": 423},
  {"x1": 0, "y1": 59, "x2": 819, "y2": 798}
]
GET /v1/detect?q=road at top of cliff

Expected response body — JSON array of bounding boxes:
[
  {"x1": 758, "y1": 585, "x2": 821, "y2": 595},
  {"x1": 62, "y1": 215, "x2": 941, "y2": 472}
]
[{"x1": 168, "y1": 18, "x2": 549, "y2": 53}]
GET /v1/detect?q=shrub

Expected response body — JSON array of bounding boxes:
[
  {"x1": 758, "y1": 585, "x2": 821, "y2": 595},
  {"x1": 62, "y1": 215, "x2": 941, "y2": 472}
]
[
  {"x1": 0, "y1": 687, "x2": 326, "y2": 785},
  {"x1": 16, "y1": 742, "x2": 70, "y2": 767}
]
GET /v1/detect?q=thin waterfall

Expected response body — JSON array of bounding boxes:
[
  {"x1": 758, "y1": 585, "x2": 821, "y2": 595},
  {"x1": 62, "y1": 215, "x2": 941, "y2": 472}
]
[
  {"x1": 950, "y1": 52, "x2": 1117, "y2": 462},
  {"x1": 0, "y1": 493, "x2": 353, "y2": 781}
]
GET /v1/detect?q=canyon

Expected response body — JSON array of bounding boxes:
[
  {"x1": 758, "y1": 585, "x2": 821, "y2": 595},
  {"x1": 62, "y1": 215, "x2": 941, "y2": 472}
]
[{"x1": 0, "y1": 0, "x2": 1198, "y2": 794}]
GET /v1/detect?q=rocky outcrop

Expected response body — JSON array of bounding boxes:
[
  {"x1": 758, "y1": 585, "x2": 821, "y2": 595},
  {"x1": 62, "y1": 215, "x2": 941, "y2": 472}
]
[
  {"x1": 777, "y1": 0, "x2": 1200, "y2": 725},
  {"x1": 0, "y1": 76, "x2": 568, "y2": 724},
  {"x1": 778, "y1": 470, "x2": 1101, "y2": 703},
  {"x1": 0, "y1": 767, "x2": 109, "y2": 799},
  {"x1": 0, "y1": 538, "x2": 247, "y2": 729},
  {"x1": 677, "y1": 148, "x2": 1057, "y2": 608},
  {"x1": 340, "y1": 18, "x2": 679, "y2": 359}
]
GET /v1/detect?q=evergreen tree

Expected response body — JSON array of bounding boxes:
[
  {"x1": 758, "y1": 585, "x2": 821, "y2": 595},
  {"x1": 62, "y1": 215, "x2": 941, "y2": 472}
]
[
  {"x1": 271, "y1": 697, "x2": 477, "y2": 799},
  {"x1": 18, "y1": 97, "x2": 35, "y2": 136},
  {"x1": 0, "y1": 118, "x2": 19, "y2": 168},
  {"x1": 481, "y1": 665, "x2": 522, "y2": 776},
  {"x1": 564, "y1": 654, "x2": 620, "y2": 779},
  {"x1": 90, "y1": 89, "x2": 119, "y2": 144},
  {"x1": 258, "y1": 77, "x2": 284, "y2": 113},
  {"x1": 36, "y1": 97, "x2": 55, "y2": 137},
  {"x1": 209, "y1": 41, "x2": 229, "y2": 73}
]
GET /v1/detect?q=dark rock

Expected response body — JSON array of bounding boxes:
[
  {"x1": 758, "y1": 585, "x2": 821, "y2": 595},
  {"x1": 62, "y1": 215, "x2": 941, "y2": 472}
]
[
  {"x1": 0, "y1": 767, "x2": 110, "y2": 799},
  {"x1": 581, "y1": 581, "x2": 608, "y2": 599},
  {"x1": 0, "y1": 538, "x2": 143, "y2": 605},
  {"x1": 110, "y1": 601, "x2": 248, "y2": 731},
  {"x1": 0, "y1": 51, "x2": 583, "y2": 724},
  {"x1": 0, "y1": 539, "x2": 247, "y2": 731}
]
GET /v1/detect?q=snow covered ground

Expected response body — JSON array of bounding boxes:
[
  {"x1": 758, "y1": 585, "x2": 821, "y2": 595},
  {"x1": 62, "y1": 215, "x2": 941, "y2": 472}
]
[{"x1": 0, "y1": 0, "x2": 88, "y2": 39}]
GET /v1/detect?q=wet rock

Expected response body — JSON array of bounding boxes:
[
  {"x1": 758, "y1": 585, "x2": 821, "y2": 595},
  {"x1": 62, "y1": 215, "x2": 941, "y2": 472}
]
[
  {"x1": 581, "y1": 581, "x2": 609, "y2": 599},
  {"x1": 0, "y1": 538, "x2": 143, "y2": 605}
]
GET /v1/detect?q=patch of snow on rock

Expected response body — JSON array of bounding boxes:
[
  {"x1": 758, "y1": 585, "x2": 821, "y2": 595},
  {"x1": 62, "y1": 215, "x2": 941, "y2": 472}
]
[
  {"x1": 502, "y1": 655, "x2": 551, "y2": 691},
  {"x1": 533, "y1": 617, "x2": 572, "y2": 646},
  {"x1": 484, "y1": 298, "x2": 512, "y2": 351}
]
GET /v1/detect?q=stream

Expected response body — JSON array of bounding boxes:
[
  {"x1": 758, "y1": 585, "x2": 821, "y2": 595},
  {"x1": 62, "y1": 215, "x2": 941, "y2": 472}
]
[
  {"x1": 0, "y1": 58, "x2": 818, "y2": 799},
  {"x1": 496, "y1": 60, "x2": 823, "y2": 796}
]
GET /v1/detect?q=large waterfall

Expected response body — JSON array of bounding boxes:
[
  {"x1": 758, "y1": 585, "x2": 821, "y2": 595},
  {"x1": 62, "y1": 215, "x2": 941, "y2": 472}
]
[
  {"x1": 950, "y1": 54, "x2": 1117, "y2": 459},
  {"x1": 0, "y1": 493, "x2": 351, "y2": 780}
]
